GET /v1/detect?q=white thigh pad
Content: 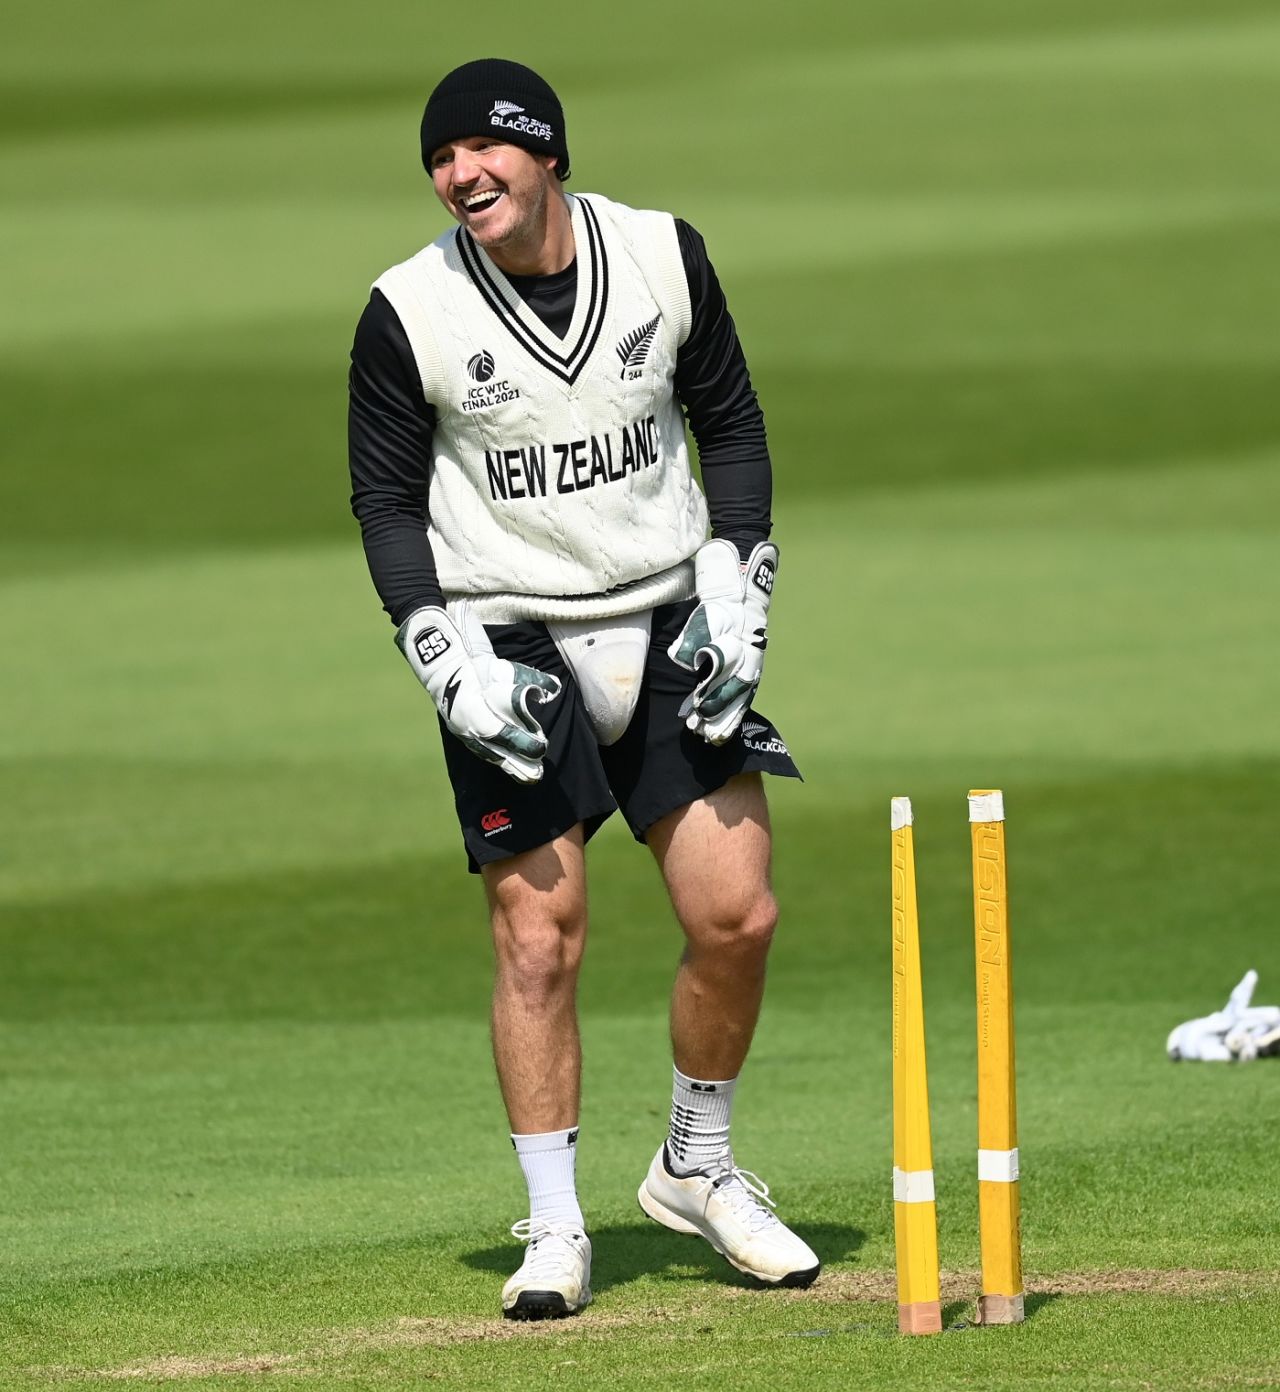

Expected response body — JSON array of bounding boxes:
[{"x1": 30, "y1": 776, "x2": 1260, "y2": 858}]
[{"x1": 548, "y1": 611, "x2": 653, "y2": 746}]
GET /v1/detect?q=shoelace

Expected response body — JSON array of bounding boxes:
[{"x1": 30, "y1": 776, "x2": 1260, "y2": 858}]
[
  {"x1": 509, "y1": 1218, "x2": 586, "y2": 1276},
  {"x1": 694, "y1": 1166, "x2": 781, "y2": 1234}
]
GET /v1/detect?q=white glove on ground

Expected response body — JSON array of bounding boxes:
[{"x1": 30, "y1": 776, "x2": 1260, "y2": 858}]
[
  {"x1": 668, "y1": 539, "x2": 777, "y2": 746},
  {"x1": 396, "y1": 602, "x2": 561, "y2": 784},
  {"x1": 1166, "y1": 970, "x2": 1280, "y2": 1062}
]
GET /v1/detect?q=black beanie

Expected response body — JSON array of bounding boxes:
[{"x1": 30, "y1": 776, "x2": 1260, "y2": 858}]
[{"x1": 420, "y1": 59, "x2": 570, "y2": 180}]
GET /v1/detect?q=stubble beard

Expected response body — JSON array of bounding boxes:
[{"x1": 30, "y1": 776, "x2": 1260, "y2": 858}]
[{"x1": 473, "y1": 173, "x2": 549, "y2": 257}]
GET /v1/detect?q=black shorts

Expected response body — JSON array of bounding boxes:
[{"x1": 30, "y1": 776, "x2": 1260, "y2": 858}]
[{"x1": 436, "y1": 600, "x2": 802, "y2": 872}]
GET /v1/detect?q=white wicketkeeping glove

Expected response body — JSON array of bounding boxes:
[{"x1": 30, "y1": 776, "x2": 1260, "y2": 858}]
[
  {"x1": 668, "y1": 538, "x2": 778, "y2": 745},
  {"x1": 396, "y1": 602, "x2": 562, "y2": 784}
]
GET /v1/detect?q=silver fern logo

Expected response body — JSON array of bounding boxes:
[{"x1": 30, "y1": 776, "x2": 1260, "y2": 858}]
[
  {"x1": 490, "y1": 100, "x2": 525, "y2": 118},
  {"x1": 616, "y1": 316, "x2": 660, "y2": 379}
]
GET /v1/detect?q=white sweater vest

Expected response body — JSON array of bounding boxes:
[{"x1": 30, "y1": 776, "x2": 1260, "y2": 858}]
[{"x1": 374, "y1": 193, "x2": 709, "y2": 620}]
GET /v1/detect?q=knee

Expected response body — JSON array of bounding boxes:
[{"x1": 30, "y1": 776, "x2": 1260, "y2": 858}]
[
  {"x1": 490, "y1": 891, "x2": 585, "y2": 996},
  {"x1": 687, "y1": 891, "x2": 778, "y2": 959}
]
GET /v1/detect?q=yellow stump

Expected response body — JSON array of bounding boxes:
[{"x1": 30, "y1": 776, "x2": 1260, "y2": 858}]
[
  {"x1": 891, "y1": 797, "x2": 942, "y2": 1335},
  {"x1": 969, "y1": 789, "x2": 1024, "y2": 1325}
]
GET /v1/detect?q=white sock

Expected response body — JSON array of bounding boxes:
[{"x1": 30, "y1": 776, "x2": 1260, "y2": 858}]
[
  {"x1": 666, "y1": 1067, "x2": 737, "y2": 1176},
  {"x1": 512, "y1": 1127, "x2": 585, "y2": 1229}
]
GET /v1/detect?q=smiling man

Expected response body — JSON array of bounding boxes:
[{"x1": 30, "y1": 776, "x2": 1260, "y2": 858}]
[{"x1": 348, "y1": 58, "x2": 818, "y2": 1320}]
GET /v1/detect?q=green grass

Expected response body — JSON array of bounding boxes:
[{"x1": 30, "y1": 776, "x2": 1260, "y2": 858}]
[{"x1": 3, "y1": 0, "x2": 1280, "y2": 1386}]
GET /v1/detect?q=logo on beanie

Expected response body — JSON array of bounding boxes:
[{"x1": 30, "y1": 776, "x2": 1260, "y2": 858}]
[
  {"x1": 467, "y1": 350, "x2": 496, "y2": 382},
  {"x1": 490, "y1": 99, "x2": 552, "y2": 143}
]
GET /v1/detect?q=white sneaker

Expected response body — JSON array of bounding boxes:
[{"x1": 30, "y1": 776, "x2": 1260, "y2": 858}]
[
  {"x1": 637, "y1": 1145, "x2": 820, "y2": 1287},
  {"x1": 501, "y1": 1219, "x2": 593, "y2": 1320}
]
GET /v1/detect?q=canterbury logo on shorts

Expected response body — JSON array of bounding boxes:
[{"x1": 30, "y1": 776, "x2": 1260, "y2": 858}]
[{"x1": 481, "y1": 809, "x2": 512, "y2": 834}]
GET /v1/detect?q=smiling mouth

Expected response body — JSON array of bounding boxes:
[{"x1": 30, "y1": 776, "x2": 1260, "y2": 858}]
[{"x1": 460, "y1": 189, "x2": 505, "y2": 215}]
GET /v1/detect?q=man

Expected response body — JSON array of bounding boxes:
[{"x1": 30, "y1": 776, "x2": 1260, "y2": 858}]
[{"x1": 348, "y1": 58, "x2": 819, "y2": 1320}]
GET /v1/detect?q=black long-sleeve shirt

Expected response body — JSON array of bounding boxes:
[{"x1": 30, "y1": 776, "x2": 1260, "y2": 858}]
[{"x1": 349, "y1": 217, "x2": 771, "y2": 626}]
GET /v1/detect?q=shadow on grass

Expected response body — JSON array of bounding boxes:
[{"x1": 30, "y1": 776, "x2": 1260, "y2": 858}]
[{"x1": 461, "y1": 1221, "x2": 865, "y2": 1297}]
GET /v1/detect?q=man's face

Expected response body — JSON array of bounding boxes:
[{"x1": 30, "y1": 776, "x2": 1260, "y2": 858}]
[{"x1": 430, "y1": 137, "x2": 557, "y2": 251}]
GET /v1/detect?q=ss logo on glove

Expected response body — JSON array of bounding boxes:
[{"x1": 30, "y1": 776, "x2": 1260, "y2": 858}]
[{"x1": 414, "y1": 627, "x2": 452, "y2": 663}]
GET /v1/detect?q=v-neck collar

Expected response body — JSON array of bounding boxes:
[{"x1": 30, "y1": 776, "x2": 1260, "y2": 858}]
[{"x1": 456, "y1": 194, "x2": 611, "y2": 387}]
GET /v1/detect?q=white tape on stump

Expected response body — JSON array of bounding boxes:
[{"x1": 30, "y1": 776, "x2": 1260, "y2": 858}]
[
  {"x1": 977, "y1": 1147, "x2": 1020, "y2": 1182},
  {"x1": 891, "y1": 797, "x2": 913, "y2": 831},
  {"x1": 968, "y1": 790, "x2": 1005, "y2": 823},
  {"x1": 893, "y1": 1166, "x2": 936, "y2": 1203},
  {"x1": 968, "y1": 790, "x2": 1007, "y2": 818}
]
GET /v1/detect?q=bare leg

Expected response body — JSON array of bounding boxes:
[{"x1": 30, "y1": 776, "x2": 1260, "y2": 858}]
[
  {"x1": 639, "y1": 775, "x2": 819, "y2": 1283},
  {"x1": 647, "y1": 774, "x2": 778, "y2": 1079},
  {"x1": 483, "y1": 827, "x2": 588, "y2": 1134}
]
